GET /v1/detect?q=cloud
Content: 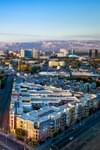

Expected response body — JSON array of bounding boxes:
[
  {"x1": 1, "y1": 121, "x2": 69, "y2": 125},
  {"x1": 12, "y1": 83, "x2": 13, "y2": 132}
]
[
  {"x1": 0, "y1": 32, "x2": 39, "y2": 37},
  {"x1": 0, "y1": 32, "x2": 100, "y2": 42}
]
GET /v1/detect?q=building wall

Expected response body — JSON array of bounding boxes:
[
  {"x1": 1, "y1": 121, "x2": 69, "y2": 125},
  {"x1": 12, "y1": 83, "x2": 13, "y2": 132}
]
[
  {"x1": 9, "y1": 95, "x2": 99, "y2": 143},
  {"x1": 49, "y1": 60, "x2": 65, "y2": 67}
]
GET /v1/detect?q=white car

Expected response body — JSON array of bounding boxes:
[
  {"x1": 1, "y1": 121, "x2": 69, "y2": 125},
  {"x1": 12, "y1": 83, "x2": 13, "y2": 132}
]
[{"x1": 69, "y1": 136, "x2": 74, "y2": 141}]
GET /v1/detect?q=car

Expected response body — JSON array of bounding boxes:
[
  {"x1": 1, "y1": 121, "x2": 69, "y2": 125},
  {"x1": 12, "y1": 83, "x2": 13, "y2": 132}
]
[{"x1": 69, "y1": 136, "x2": 74, "y2": 141}]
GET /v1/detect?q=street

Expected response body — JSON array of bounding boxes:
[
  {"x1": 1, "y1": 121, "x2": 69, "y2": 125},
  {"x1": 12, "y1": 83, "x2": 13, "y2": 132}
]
[
  {"x1": 0, "y1": 145, "x2": 9, "y2": 150},
  {"x1": 0, "y1": 132, "x2": 29, "y2": 150},
  {"x1": 33, "y1": 110, "x2": 100, "y2": 150},
  {"x1": 0, "y1": 75, "x2": 14, "y2": 129}
]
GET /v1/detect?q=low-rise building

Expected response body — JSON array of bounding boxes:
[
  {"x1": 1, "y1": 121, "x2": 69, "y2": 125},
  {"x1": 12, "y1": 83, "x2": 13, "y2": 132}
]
[{"x1": 9, "y1": 79, "x2": 100, "y2": 143}]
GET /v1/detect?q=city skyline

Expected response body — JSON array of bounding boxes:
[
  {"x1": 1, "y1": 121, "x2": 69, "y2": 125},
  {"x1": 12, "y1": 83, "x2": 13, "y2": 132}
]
[{"x1": 0, "y1": 0, "x2": 100, "y2": 42}]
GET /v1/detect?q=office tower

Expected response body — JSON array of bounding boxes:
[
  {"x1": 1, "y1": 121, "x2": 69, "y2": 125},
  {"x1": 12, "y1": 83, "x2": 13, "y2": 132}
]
[
  {"x1": 32, "y1": 48, "x2": 40, "y2": 59},
  {"x1": 57, "y1": 49, "x2": 69, "y2": 57},
  {"x1": 20, "y1": 49, "x2": 32, "y2": 58},
  {"x1": 89, "y1": 49, "x2": 92, "y2": 58}
]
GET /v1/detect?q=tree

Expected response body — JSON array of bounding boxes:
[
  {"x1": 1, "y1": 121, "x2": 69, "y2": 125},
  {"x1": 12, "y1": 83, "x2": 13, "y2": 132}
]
[
  {"x1": 15, "y1": 128, "x2": 27, "y2": 141},
  {"x1": 28, "y1": 66, "x2": 41, "y2": 74}
]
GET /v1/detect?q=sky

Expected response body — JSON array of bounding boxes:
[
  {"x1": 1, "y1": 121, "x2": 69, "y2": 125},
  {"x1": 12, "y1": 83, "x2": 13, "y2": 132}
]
[{"x1": 0, "y1": 0, "x2": 100, "y2": 42}]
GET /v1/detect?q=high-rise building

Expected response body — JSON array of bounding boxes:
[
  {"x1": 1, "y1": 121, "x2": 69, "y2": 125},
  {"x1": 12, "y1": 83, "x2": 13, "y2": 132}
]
[
  {"x1": 32, "y1": 48, "x2": 40, "y2": 59},
  {"x1": 89, "y1": 49, "x2": 92, "y2": 58},
  {"x1": 95, "y1": 49, "x2": 98, "y2": 57},
  {"x1": 20, "y1": 49, "x2": 24, "y2": 58},
  {"x1": 89, "y1": 49, "x2": 98, "y2": 58},
  {"x1": 20, "y1": 49, "x2": 33, "y2": 58},
  {"x1": 20, "y1": 48, "x2": 40, "y2": 59},
  {"x1": 57, "y1": 49, "x2": 69, "y2": 57}
]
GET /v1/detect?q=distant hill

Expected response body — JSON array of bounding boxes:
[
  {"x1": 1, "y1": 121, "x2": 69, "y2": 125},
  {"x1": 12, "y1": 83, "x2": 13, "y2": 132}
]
[{"x1": 0, "y1": 40, "x2": 100, "y2": 51}]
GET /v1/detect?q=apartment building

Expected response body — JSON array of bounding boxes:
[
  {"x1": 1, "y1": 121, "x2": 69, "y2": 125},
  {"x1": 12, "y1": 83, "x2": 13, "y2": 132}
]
[{"x1": 9, "y1": 81, "x2": 100, "y2": 143}]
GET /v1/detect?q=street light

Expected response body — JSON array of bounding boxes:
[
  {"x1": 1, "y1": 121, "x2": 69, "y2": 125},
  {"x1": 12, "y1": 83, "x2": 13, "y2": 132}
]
[
  {"x1": 5, "y1": 134, "x2": 9, "y2": 146},
  {"x1": 24, "y1": 136, "x2": 27, "y2": 150}
]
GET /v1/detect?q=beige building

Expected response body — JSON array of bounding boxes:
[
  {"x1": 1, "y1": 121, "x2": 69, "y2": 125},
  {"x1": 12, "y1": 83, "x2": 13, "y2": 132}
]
[
  {"x1": 20, "y1": 49, "x2": 25, "y2": 58},
  {"x1": 32, "y1": 48, "x2": 40, "y2": 59},
  {"x1": 57, "y1": 49, "x2": 69, "y2": 57},
  {"x1": 49, "y1": 59, "x2": 66, "y2": 68},
  {"x1": 9, "y1": 81, "x2": 99, "y2": 144}
]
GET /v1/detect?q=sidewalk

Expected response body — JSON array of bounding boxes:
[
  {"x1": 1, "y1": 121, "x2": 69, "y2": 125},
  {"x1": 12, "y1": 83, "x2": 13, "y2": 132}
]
[{"x1": 0, "y1": 131, "x2": 31, "y2": 150}]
